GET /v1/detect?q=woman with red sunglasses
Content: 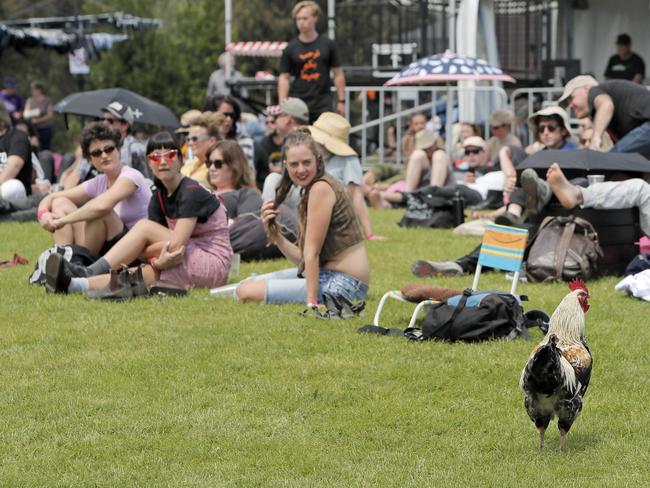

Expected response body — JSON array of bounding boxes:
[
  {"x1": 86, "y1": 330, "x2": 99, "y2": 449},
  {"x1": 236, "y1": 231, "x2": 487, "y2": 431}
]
[
  {"x1": 36, "y1": 121, "x2": 151, "y2": 256},
  {"x1": 45, "y1": 131, "x2": 233, "y2": 297}
]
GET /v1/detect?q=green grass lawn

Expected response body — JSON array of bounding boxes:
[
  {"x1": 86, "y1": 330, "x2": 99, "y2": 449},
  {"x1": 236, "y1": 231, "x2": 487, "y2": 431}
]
[{"x1": 1, "y1": 211, "x2": 649, "y2": 487}]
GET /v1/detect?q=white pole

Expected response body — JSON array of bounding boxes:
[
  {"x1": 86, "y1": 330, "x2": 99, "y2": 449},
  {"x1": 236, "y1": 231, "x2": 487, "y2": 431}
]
[
  {"x1": 448, "y1": 0, "x2": 456, "y2": 52},
  {"x1": 225, "y1": 0, "x2": 232, "y2": 78},
  {"x1": 328, "y1": 0, "x2": 335, "y2": 39}
]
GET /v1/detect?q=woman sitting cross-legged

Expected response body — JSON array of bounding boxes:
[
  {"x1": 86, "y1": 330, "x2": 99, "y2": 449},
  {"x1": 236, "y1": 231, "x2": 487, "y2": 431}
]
[
  {"x1": 230, "y1": 128, "x2": 370, "y2": 305},
  {"x1": 37, "y1": 121, "x2": 152, "y2": 257},
  {"x1": 45, "y1": 132, "x2": 233, "y2": 297}
]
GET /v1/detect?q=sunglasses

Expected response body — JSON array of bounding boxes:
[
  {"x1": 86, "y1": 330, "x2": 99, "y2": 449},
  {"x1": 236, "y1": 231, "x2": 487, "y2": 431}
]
[
  {"x1": 491, "y1": 124, "x2": 506, "y2": 130},
  {"x1": 88, "y1": 144, "x2": 117, "y2": 159},
  {"x1": 538, "y1": 123, "x2": 560, "y2": 133},
  {"x1": 205, "y1": 158, "x2": 224, "y2": 169},
  {"x1": 186, "y1": 134, "x2": 209, "y2": 143},
  {"x1": 464, "y1": 148, "x2": 482, "y2": 156},
  {"x1": 147, "y1": 149, "x2": 178, "y2": 164},
  {"x1": 221, "y1": 112, "x2": 236, "y2": 119},
  {"x1": 103, "y1": 117, "x2": 124, "y2": 126}
]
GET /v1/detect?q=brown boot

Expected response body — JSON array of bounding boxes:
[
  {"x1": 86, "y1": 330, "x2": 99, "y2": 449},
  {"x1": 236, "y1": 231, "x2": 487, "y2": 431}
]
[{"x1": 86, "y1": 266, "x2": 130, "y2": 300}]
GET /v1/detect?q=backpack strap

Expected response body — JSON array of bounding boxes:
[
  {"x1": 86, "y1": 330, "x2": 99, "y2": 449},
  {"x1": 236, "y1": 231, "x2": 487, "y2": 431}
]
[
  {"x1": 421, "y1": 288, "x2": 473, "y2": 340},
  {"x1": 554, "y1": 219, "x2": 576, "y2": 280}
]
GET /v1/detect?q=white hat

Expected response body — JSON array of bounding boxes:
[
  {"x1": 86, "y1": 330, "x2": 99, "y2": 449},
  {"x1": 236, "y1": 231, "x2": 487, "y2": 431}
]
[
  {"x1": 528, "y1": 106, "x2": 571, "y2": 134},
  {"x1": 558, "y1": 75, "x2": 598, "y2": 108},
  {"x1": 463, "y1": 136, "x2": 486, "y2": 149},
  {"x1": 414, "y1": 129, "x2": 437, "y2": 150}
]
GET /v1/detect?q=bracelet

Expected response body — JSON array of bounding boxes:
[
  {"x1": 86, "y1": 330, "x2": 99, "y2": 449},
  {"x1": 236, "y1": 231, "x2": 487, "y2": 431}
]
[
  {"x1": 367, "y1": 232, "x2": 375, "y2": 240},
  {"x1": 37, "y1": 209, "x2": 49, "y2": 221},
  {"x1": 307, "y1": 301, "x2": 318, "y2": 308},
  {"x1": 337, "y1": 100, "x2": 345, "y2": 104}
]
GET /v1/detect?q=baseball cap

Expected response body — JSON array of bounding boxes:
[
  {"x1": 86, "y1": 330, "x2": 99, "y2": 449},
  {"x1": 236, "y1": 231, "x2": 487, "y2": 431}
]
[
  {"x1": 463, "y1": 136, "x2": 486, "y2": 149},
  {"x1": 101, "y1": 101, "x2": 135, "y2": 125},
  {"x1": 414, "y1": 129, "x2": 437, "y2": 150},
  {"x1": 281, "y1": 98, "x2": 309, "y2": 123},
  {"x1": 616, "y1": 33, "x2": 631, "y2": 45},
  {"x1": 557, "y1": 75, "x2": 598, "y2": 108},
  {"x1": 3, "y1": 77, "x2": 16, "y2": 89}
]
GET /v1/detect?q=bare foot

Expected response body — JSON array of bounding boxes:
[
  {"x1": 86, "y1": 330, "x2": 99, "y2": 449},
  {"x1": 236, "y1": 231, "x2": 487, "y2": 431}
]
[{"x1": 546, "y1": 163, "x2": 583, "y2": 209}]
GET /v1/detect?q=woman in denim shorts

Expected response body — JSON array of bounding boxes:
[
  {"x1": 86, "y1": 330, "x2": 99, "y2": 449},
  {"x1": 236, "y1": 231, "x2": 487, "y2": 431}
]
[{"x1": 235, "y1": 128, "x2": 370, "y2": 305}]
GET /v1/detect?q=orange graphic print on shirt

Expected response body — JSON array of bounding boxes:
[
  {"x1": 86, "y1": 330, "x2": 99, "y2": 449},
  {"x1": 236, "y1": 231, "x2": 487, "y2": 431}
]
[{"x1": 299, "y1": 49, "x2": 321, "y2": 82}]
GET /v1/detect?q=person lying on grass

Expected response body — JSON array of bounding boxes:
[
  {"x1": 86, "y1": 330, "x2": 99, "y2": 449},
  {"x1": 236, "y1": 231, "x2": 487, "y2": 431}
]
[
  {"x1": 231, "y1": 128, "x2": 370, "y2": 305},
  {"x1": 45, "y1": 131, "x2": 232, "y2": 295},
  {"x1": 37, "y1": 121, "x2": 151, "y2": 257}
]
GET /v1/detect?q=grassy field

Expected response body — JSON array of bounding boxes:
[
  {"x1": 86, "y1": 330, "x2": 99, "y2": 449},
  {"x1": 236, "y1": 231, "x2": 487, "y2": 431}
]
[{"x1": 1, "y1": 211, "x2": 649, "y2": 487}]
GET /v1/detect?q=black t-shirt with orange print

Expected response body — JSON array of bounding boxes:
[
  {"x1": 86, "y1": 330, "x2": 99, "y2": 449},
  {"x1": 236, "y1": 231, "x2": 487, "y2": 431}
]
[{"x1": 279, "y1": 34, "x2": 341, "y2": 118}]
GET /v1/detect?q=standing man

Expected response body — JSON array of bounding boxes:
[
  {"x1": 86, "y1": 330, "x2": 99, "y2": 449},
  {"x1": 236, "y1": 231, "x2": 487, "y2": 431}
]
[
  {"x1": 0, "y1": 78, "x2": 24, "y2": 125},
  {"x1": 604, "y1": 34, "x2": 645, "y2": 84},
  {"x1": 558, "y1": 75, "x2": 650, "y2": 158},
  {"x1": 278, "y1": 1, "x2": 346, "y2": 123},
  {"x1": 206, "y1": 52, "x2": 248, "y2": 101}
]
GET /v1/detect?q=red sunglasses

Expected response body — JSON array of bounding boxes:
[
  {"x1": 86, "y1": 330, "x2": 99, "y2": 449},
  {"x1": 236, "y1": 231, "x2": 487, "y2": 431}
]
[{"x1": 147, "y1": 149, "x2": 178, "y2": 164}]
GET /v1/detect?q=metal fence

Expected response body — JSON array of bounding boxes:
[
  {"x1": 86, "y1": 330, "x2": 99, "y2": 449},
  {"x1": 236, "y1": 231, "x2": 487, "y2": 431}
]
[{"x1": 344, "y1": 85, "x2": 509, "y2": 165}]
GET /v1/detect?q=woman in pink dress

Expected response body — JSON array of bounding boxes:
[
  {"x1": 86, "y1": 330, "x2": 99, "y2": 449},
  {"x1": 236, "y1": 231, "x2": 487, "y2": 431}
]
[{"x1": 45, "y1": 132, "x2": 232, "y2": 296}]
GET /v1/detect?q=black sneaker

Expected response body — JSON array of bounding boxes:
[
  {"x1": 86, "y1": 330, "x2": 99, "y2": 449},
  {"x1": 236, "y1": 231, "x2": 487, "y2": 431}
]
[
  {"x1": 495, "y1": 212, "x2": 525, "y2": 228},
  {"x1": 45, "y1": 253, "x2": 72, "y2": 294}
]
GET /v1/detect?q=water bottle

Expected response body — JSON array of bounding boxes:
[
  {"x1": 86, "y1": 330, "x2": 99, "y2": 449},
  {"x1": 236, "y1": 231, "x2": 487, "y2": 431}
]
[{"x1": 452, "y1": 190, "x2": 465, "y2": 226}]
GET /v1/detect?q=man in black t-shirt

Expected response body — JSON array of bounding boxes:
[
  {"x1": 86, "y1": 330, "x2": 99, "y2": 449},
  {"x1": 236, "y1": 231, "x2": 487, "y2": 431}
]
[
  {"x1": 278, "y1": 0, "x2": 346, "y2": 123},
  {"x1": 559, "y1": 75, "x2": 650, "y2": 159},
  {"x1": 0, "y1": 108, "x2": 32, "y2": 203},
  {"x1": 604, "y1": 34, "x2": 645, "y2": 84}
]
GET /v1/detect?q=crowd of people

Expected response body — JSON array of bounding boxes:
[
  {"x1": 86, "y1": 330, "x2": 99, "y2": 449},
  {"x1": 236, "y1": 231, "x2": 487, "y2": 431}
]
[{"x1": 1, "y1": 0, "x2": 649, "y2": 309}]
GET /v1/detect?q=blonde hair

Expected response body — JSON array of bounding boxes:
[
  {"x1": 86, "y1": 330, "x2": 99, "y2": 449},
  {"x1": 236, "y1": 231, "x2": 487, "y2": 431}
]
[
  {"x1": 189, "y1": 111, "x2": 225, "y2": 139},
  {"x1": 292, "y1": 1, "x2": 320, "y2": 18}
]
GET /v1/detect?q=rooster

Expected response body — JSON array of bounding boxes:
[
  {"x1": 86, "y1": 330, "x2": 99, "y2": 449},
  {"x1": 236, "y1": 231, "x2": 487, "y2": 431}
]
[{"x1": 519, "y1": 279, "x2": 592, "y2": 450}]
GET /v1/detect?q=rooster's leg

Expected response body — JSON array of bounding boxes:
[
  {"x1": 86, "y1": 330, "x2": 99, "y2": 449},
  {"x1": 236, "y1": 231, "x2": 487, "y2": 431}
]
[
  {"x1": 538, "y1": 427, "x2": 546, "y2": 449},
  {"x1": 559, "y1": 429, "x2": 568, "y2": 450}
]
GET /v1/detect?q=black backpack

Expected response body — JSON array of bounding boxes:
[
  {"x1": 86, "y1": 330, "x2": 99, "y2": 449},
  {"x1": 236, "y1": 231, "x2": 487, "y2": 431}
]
[
  {"x1": 359, "y1": 289, "x2": 537, "y2": 342},
  {"x1": 398, "y1": 185, "x2": 482, "y2": 228}
]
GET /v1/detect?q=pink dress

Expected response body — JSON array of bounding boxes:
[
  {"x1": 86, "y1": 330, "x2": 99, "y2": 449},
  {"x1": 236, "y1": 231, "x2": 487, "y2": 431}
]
[{"x1": 159, "y1": 204, "x2": 233, "y2": 289}]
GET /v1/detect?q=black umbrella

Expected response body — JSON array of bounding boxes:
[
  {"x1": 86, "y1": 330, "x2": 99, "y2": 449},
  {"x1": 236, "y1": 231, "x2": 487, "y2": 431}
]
[
  {"x1": 54, "y1": 88, "x2": 180, "y2": 128},
  {"x1": 518, "y1": 149, "x2": 650, "y2": 174}
]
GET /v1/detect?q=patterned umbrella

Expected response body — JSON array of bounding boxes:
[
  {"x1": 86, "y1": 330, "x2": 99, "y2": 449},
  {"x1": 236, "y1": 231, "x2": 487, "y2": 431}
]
[{"x1": 384, "y1": 51, "x2": 515, "y2": 86}]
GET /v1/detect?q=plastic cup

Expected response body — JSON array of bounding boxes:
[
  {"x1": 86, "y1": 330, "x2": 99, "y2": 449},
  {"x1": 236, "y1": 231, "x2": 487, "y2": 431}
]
[{"x1": 587, "y1": 174, "x2": 605, "y2": 186}]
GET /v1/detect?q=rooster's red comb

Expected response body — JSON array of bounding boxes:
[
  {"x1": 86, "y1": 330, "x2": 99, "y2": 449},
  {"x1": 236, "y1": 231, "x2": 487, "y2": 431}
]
[{"x1": 569, "y1": 278, "x2": 589, "y2": 294}]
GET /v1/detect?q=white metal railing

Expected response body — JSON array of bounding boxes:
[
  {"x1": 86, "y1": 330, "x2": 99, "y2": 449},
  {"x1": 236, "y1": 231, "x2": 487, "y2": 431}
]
[{"x1": 344, "y1": 85, "x2": 509, "y2": 165}]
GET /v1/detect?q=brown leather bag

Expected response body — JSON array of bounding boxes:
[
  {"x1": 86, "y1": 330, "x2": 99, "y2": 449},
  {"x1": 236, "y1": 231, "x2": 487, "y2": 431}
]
[{"x1": 526, "y1": 215, "x2": 603, "y2": 282}]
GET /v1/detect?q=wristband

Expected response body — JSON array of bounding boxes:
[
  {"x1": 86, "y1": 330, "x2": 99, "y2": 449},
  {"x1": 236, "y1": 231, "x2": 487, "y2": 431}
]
[
  {"x1": 367, "y1": 232, "x2": 375, "y2": 240},
  {"x1": 307, "y1": 301, "x2": 318, "y2": 308},
  {"x1": 337, "y1": 100, "x2": 345, "y2": 104},
  {"x1": 37, "y1": 209, "x2": 49, "y2": 221}
]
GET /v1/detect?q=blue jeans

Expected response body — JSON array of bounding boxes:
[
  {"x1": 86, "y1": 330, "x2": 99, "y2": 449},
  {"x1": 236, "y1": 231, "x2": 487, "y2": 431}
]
[
  {"x1": 249, "y1": 267, "x2": 369, "y2": 304},
  {"x1": 611, "y1": 121, "x2": 650, "y2": 159}
]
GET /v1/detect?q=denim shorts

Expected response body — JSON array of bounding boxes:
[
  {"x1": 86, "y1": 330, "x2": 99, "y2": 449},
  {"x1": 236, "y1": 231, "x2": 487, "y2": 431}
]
[{"x1": 253, "y1": 267, "x2": 369, "y2": 304}]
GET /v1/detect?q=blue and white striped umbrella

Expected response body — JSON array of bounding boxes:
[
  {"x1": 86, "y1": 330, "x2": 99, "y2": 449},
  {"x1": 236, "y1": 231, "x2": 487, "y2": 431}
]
[{"x1": 385, "y1": 51, "x2": 515, "y2": 86}]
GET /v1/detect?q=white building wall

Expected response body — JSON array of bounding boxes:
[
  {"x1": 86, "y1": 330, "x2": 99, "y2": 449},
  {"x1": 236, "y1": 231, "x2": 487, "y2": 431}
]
[{"x1": 573, "y1": 0, "x2": 650, "y2": 82}]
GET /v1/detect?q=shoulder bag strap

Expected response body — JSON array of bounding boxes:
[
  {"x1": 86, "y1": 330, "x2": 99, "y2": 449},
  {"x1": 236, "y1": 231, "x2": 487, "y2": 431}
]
[
  {"x1": 554, "y1": 220, "x2": 576, "y2": 280},
  {"x1": 526, "y1": 215, "x2": 556, "y2": 251}
]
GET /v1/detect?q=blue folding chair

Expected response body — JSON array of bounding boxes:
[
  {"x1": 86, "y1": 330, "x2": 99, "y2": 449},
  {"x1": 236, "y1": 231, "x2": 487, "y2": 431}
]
[{"x1": 372, "y1": 224, "x2": 529, "y2": 328}]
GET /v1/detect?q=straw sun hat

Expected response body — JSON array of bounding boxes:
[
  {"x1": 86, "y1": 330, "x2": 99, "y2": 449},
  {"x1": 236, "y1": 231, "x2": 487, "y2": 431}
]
[{"x1": 308, "y1": 112, "x2": 357, "y2": 157}]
